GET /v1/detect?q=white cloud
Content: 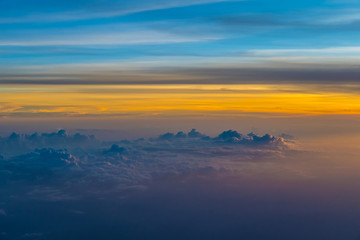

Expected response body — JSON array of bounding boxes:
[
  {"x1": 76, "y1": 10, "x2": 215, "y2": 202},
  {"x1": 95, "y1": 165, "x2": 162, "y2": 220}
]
[
  {"x1": 0, "y1": 31, "x2": 221, "y2": 47},
  {"x1": 247, "y1": 46, "x2": 360, "y2": 56},
  {"x1": 319, "y1": 11, "x2": 360, "y2": 24},
  {"x1": 0, "y1": 0, "x2": 243, "y2": 24}
]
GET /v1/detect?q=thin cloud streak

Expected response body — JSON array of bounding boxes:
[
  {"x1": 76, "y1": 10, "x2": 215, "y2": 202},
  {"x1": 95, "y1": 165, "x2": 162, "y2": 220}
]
[
  {"x1": 2, "y1": 49, "x2": 360, "y2": 84},
  {"x1": 246, "y1": 46, "x2": 360, "y2": 55},
  {"x1": 0, "y1": 33, "x2": 221, "y2": 46},
  {"x1": 0, "y1": 0, "x2": 243, "y2": 24},
  {"x1": 2, "y1": 67, "x2": 360, "y2": 85}
]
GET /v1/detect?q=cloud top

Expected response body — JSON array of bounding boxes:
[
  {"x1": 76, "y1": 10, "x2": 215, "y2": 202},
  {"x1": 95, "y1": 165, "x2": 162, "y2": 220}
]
[{"x1": 0, "y1": 129, "x2": 290, "y2": 200}]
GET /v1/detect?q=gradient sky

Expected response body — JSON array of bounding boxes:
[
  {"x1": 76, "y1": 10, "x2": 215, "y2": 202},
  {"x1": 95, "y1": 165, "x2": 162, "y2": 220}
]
[
  {"x1": 3, "y1": 2, "x2": 360, "y2": 239},
  {"x1": 1, "y1": 0, "x2": 360, "y2": 119}
]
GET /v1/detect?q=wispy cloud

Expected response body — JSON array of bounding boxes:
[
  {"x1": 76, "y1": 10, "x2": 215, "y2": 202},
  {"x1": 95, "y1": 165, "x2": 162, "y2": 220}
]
[
  {"x1": 245, "y1": 46, "x2": 360, "y2": 56},
  {"x1": 216, "y1": 7, "x2": 360, "y2": 32},
  {"x1": 2, "y1": 52, "x2": 360, "y2": 86},
  {"x1": 0, "y1": 32, "x2": 220, "y2": 47},
  {"x1": 0, "y1": 0, "x2": 242, "y2": 24}
]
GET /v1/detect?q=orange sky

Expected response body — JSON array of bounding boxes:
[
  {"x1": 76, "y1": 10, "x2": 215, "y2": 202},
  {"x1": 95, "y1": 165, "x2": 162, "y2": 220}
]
[{"x1": 1, "y1": 84, "x2": 360, "y2": 118}]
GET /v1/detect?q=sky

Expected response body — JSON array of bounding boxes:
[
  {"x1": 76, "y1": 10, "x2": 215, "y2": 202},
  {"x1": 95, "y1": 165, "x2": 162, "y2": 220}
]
[
  {"x1": 1, "y1": 0, "x2": 360, "y2": 120},
  {"x1": 1, "y1": 1, "x2": 360, "y2": 239}
]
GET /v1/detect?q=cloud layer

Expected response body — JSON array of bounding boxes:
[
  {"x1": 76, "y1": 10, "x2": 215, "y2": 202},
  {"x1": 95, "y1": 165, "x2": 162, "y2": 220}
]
[{"x1": 0, "y1": 129, "x2": 289, "y2": 200}]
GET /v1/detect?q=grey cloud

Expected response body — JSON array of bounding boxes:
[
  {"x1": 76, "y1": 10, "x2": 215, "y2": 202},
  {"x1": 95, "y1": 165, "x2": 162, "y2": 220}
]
[
  {"x1": 103, "y1": 144, "x2": 128, "y2": 155},
  {"x1": 0, "y1": 129, "x2": 290, "y2": 200},
  {"x1": 3, "y1": 65, "x2": 360, "y2": 86},
  {"x1": 175, "y1": 67, "x2": 360, "y2": 84},
  {"x1": 0, "y1": 129, "x2": 99, "y2": 158},
  {"x1": 157, "y1": 129, "x2": 208, "y2": 140},
  {"x1": 10, "y1": 148, "x2": 78, "y2": 167},
  {"x1": 280, "y1": 133, "x2": 295, "y2": 140},
  {"x1": 1, "y1": 148, "x2": 79, "y2": 185},
  {"x1": 154, "y1": 129, "x2": 285, "y2": 146}
]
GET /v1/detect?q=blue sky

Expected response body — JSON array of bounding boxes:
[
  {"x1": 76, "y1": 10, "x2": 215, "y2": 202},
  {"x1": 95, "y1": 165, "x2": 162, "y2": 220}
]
[{"x1": 1, "y1": 0, "x2": 360, "y2": 72}]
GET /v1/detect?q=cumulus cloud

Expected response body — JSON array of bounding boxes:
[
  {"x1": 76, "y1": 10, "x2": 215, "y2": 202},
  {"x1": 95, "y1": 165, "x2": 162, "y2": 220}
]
[
  {"x1": 0, "y1": 129, "x2": 290, "y2": 200},
  {"x1": 0, "y1": 129, "x2": 99, "y2": 158}
]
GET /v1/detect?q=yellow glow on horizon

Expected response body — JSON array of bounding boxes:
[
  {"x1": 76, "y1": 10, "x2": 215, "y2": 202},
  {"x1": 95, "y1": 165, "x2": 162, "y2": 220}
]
[{"x1": 1, "y1": 84, "x2": 360, "y2": 117}]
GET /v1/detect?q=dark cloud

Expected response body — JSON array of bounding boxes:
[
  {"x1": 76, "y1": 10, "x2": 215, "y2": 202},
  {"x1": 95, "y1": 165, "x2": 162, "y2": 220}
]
[
  {"x1": 1, "y1": 148, "x2": 78, "y2": 185},
  {"x1": 0, "y1": 129, "x2": 99, "y2": 157},
  {"x1": 10, "y1": 148, "x2": 78, "y2": 168},
  {"x1": 158, "y1": 129, "x2": 208, "y2": 140},
  {"x1": 2, "y1": 65, "x2": 360, "y2": 86},
  {"x1": 176, "y1": 67, "x2": 360, "y2": 84},
  {"x1": 0, "y1": 129, "x2": 289, "y2": 193},
  {"x1": 103, "y1": 144, "x2": 128, "y2": 155}
]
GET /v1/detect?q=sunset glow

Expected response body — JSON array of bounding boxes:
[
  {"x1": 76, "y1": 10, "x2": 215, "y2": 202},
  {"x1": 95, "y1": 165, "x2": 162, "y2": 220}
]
[{"x1": 2, "y1": 84, "x2": 360, "y2": 118}]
